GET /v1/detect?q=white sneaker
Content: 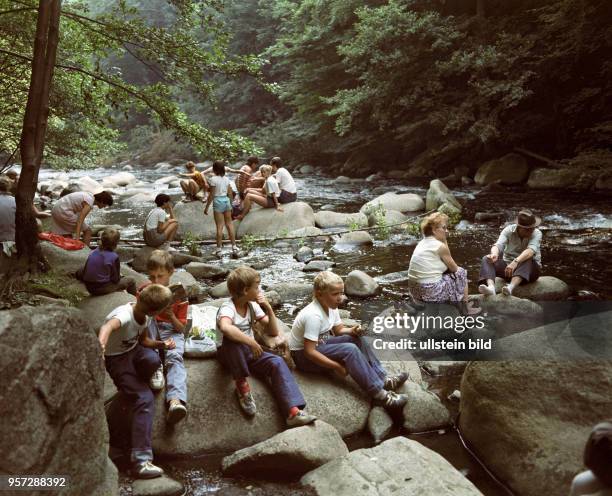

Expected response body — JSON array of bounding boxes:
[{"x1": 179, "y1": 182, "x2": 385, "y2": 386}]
[
  {"x1": 167, "y1": 399, "x2": 187, "y2": 424},
  {"x1": 150, "y1": 366, "x2": 165, "y2": 391},
  {"x1": 502, "y1": 285, "x2": 513, "y2": 296},
  {"x1": 134, "y1": 461, "x2": 164, "y2": 479},
  {"x1": 478, "y1": 284, "x2": 495, "y2": 296}
]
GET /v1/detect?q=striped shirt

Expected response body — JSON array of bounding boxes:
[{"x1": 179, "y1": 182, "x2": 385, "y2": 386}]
[{"x1": 236, "y1": 165, "x2": 253, "y2": 193}]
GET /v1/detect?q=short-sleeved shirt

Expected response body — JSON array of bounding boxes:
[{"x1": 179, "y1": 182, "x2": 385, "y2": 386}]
[
  {"x1": 145, "y1": 207, "x2": 166, "y2": 231},
  {"x1": 209, "y1": 175, "x2": 231, "y2": 198},
  {"x1": 236, "y1": 165, "x2": 253, "y2": 193},
  {"x1": 51, "y1": 192, "x2": 94, "y2": 234},
  {"x1": 289, "y1": 299, "x2": 342, "y2": 351},
  {"x1": 0, "y1": 193, "x2": 16, "y2": 242},
  {"x1": 216, "y1": 299, "x2": 265, "y2": 339},
  {"x1": 496, "y1": 224, "x2": 543, "y2": 265},
  {"x1": 83, "y1": 247, "x2": 120, "y2": 285},
  {"x1": 275, "y1": 168, "x2": 297, "y2": 194},
  {"x1": 265, "y1": 176, "x2": 281, "y2": 197},
  {"x1": 103, "y1": 303, "x2": 151, "y2": 356}
]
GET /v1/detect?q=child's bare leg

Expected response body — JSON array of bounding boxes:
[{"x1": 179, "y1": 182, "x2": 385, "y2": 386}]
[
  {"x1": 164, "y1": 220, "x2": 178, "y2": 241},
  {"x1": 213, "y1": 211, "x2": 224, "y2": 248},
  {"x1": 224, "y1": 210, "x2": 236, "y2": 248}
]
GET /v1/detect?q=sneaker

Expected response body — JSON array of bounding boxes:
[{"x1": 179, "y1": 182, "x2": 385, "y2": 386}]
[
  {"x1": 501, "y1": 285, "x2": 512, "y2": 296},
  {"x1": 167, "y1": 399, "x2": 187, "y2": 424},
  {"x1": 478, "y1": 284, "x2": 495, "y2": 296},
  {"x1": 134, "y1": 461, "x2": 164, "y2": 479},
  {"x1": 236, "y1": 389, "x2": 256, "y2": 417},
  {"x1": 383, "y1": 372, "x2": 409, "y2": 391},
  {"x1": 286, "y1": 410, "x2": 317, "y2": 428},
  {"x1": 373, "y1": 390, "x2": 408, "y2": 411},
  {"x1": 150, "y1": 366, "x2": 165, "y2": 391}
]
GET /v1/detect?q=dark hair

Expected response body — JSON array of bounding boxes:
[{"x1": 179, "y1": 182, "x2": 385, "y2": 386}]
[
  {"x1": 212, "y1": 160, "x2": 226, "y2": 176},
  {"x1": 155, "y1": 193, "x2": 170, "y2": 207},
  {"x1": 270, "y1": 157, "x2": 281, "y2": 168},
  {"x1": 94, "y1": 190, "x2": 113, "y2": 207},
  {"x1": 584, "y1": 420, "x2": 612, "y2": 487},
  {"x1": 246, "y1": 156, "x2": 259, "y2": 166}
]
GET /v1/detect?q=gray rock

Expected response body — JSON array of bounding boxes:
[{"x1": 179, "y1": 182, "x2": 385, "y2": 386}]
[
  {"x1": 335, "y1": 175, "x2": 351, "y2": 183},
  {"x1": 170, "y1": 270, "x2": 200, "y2": 297},
  {"x1": 421, "y1": 361, "x2": 468, "y2": 376},
  {"x1": 460, "y1": 361, "x2": 612, "y2": 496},
  {"x1": 365, "y1": 174, "x2": 379, "y2": 182},
  {"x1": 131, "y1": 246, "x2": 157, "y2": 273},
  {"x1": 209, "y1": 281, "x2": 229, "y2": 298},
  {"x1": 170, "y1": 252, "x2": 204, "y2": 267},
  {"x1": 303, "y1": 260, "x2": 335, "y2": 272},
  {"x1": 71, "y1": 175, "x2": 104, "y2": 194},
  {"x1": 132, "y1": 475, "x2": 184, "y2": 496},
  {"x1": 125, "y1": 192, "x2": 156, "y2": 205},
  {"x1": 426, "y1": 179, "x2": 462, "y2": 211},
  {"x1": 77, "y1": 291, "x2": 136, "y2": 330},
  {"x1": 154, "y1": 175, "x2": 177, "y2": 185},
  {"x1": 106, "y1": 171, "x2": 137, "y2": 186},
  {"x1": 184, "y1": 262, "x2": 228, "y2": 279},
  {"x1": 475, "y1": 154, "x2": 530, "y2": 185},
  {"x1": 289, "y1": 226, "x2": 326, "y2": 238},
  {"x1": 335, "y1": 231, "x2": 373, "y2": 246},
  {"x1": 473, "y1": 294, "x2": 543, "y2": 318},
  {"x1": 314, "y1": 211, "x2": 367, "y2": 229},
  {"x1": 222, "y1": 421, "x2": 348, "y2": 477},
  {"x1": 367, "y1": 407, "x2": 393, "y2": 444},
  {"x1": 527, "y1": 168, "x2": 582, "y2": 189},
  {"x1": 402, "y1": 381, "x2": 452, "y2": 433},
  {"x1": 175, "y1": 200, "x2": 236, "y2": 240},
  {"x1": 300, "y1": 165, "x2": 315, "y2": 174},
  {"x1": 295, "y1": 246, "x2": 314, "y2": 263},
  {"x1": 269, "y1": 283, "x2": 312, "y2": 302},
  {"x1": 360, "y1": 192, "x2": 424, "y2": 214},
  {"x1": 301, "y1": 437, "x2": 483, "y2": 496},
  {"x1": 201, "y1": 290, "x2": 281, "y2": 309},
  {"x1": 105, "y1": 360, "x2": 371, "y2": 456},
  {"x1": 40, "y1": 241, "x2": 90, "y2": 274},
  {"x1": 344, "y1": 270, "x2": 379, "y2": 297},
  {"x1": 494, "y1": 276, "x2": 570, "y2": 301},
  {"x1": 366, "y1": 209, "x2": 408, "y2": 228},
  {"x1": 0, "y1": 306, "x2": 118, "y2": 496},
  {"x1": 237, "y1": 202, "x2": 315, "y2": 238}
]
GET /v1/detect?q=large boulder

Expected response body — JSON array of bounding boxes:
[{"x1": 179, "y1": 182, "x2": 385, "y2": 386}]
[
  {"x1": 238, "y1": 202, "x2": 316, "y2": 238},
  {"x1": 460, "y1": 361, "x2": 612, "y2": 496},
  {"x1": 40, "y1": 241, "x2": 89, "y2": 275},
  {"x1": 209, "y1": 281, "x2": 229, "y2": 298},
  {"x1": 425, "y1": 179, "x2": 462, "y2": 211},
  {"x1": 335, "y1": 231, "x2": 373, "y2": 246},
  {"x1": 314, "y1": 211, "x2": 367, "y2": 229},
  {"x1": 360, "y1": 192, "x2": 424, "y2": 215},
  {"x1": 268, "y1": 282, "x2": 312, "y2": 302},
  {"x1": 494, "y1": 276, "x2": 570, "y2": 301},
  {"x1": 106, "y1": 171, "x2": 137, "y2": 187},
  {"x1": 221, "y1": 421, "x2": 348, "y2": 477},
  {"x1": 344, "y1": 270, "x2": 379, "y2": 297},
  {"x1": 132, "y1": 476, "x2": 183, "y2": 496},
  {"x1": 402, "y1": 382, "x2": 452, "y2": 433},
  {"x1": 77, "y1": 292, "x2": 136, "y2": 330},
  {"x1": 472, "y1": 294, "x2": 543, "y2": 319},
  {"x1": 475, "y1": 153, "x2": 530, "y2": 185},
  {"x1": 367, "y1": 407, "x2": 393, "y2": 444},
  {"x1": 107, "y1": 360, "x2": 371, "y2": 456},
  {"x1": 366, "y1": 209, "x2": 408, "y2": 228},
  {"x1": 527, "y1": 168, "x2": 582, "y2": 189},
  {"x1": 303, "y1": 261, "x2": 335, "y2": 272},
  {"x1": 0, "y1": 306, "x2": 117, "y2": 496},
  {"x1": 301, "y1": 437, "x2": 483, "y2": 496},
  {"x1": 170, "y1": 270, "x2": 200, "y2": 297},
  {"x1": 174, "y1": 200, "x2": 233, "y2": 240},
  {"x1": 184, "y1": 262, "x2": 228, "y2": 280},
  {"x1": 71, "y1": 175, "x2": 104, "y2": 194},
  {"x1": 289, "y1": 226, "x2": 325, "y2": 238}
]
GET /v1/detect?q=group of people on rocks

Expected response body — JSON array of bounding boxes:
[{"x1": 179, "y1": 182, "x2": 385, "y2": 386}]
[
  {"x1": 407, "y1": 209, "x2": 544, "y2": 313},
  {"x1": 97, "y1": 251, "x2": 410, "y2": 479}
]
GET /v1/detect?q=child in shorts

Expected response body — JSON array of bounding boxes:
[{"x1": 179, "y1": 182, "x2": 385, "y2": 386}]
[
  {"x1": 289, "y1": 271, "x2": 409, "y2": 412},
  {"x1": 204, "y1": 160, "x2": 237, "y2": 255},
  {"x1": 216, "y1": 266, "x2": 317, "y2": 427}
]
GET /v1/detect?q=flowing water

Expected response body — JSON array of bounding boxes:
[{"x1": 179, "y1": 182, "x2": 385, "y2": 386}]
[{"x1": 37, "y1": 166, "x2": 611, "y2": 496}]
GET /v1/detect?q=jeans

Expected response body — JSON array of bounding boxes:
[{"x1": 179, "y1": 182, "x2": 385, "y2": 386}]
[
  {"x1": 156, "y1": 321, "x2": 187, "y2": 404},
  {"x1": 217, "y1": 337, "x2": 305, "y2": 415},
  {"x1": 291, "y1": 335, "x2": 387, "y2": 397},
  {"x1": 105, "y1": 344, "x2": 160, "y2": 464}
]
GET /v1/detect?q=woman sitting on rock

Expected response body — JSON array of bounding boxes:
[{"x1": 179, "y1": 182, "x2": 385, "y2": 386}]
[
  {"x1": 143, "y1": 194, "x2": 178, "y2": 248},
  {"x1": 236, "y1": 165, "x2": 283, "y2": 220},
  {"x1": 51, "y1": 190, "x2": 113, "y2": 247},
  {"x1": 407, "y1": 212, "x2": 480, "y2": 315}
]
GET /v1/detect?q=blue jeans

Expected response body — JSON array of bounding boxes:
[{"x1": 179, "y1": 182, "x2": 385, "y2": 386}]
[
  {"x1": 291, "y1": 335, "x2": 387, "y2": 397},
  {"x1": 217, "y1": 337, "x2": 306, "y2": 416},
  {"x1": 155, "y1": 321, "x2": 187, "y2": 404},
  {"x1": 105, "y1": 344, "x2": 160, "y2": 464}
]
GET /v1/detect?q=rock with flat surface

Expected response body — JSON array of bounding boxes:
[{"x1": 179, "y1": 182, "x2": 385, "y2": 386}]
[
  {"x1": 184, "y1": 262, "x2": 228, "y2": 280},
  {"x1": 494, "y1": 276, "x2": 570, "y2": 301},
  {"x1": 237, "y1": 202, "x2": 315, "y2": 238},
  {"x1": 426, "y1": 179, "x2": 462, "y2": 211},
  {"x1": 132, "y1": 475, "x2": 184, "y2": 496},
  {"x1": 77, "y1": 291, "x2": 136, "y2": 330},
  {"x1": 360, "y1": 192, "x2": 424, "y2": 215},
  {"x1": 367, "y1": 407, "x2": 393, "y2": 444},
  {"x1": 315, "y1": 211, "x2": 367, "y2": 229},
  {"x1": 221, "y1": 421, "x2": 348, "y2": 477},
  {"x1": 301, "y1": 437, "x2": 483, "y2": 496},
  {"x1": 175, "y1": 200, "x2": 233, "y2": 240},
  {"x1": 335, "y1": 231, "x2": 373, "y2": 246},
  {"x1": 303, "y1": 260, "x2": 336, "y2": 272},
  {"x1": 344, "y1": 270, "x2": 379, "y2": 297},
  {"x1": 527, "y1": 168, "x2": 581, "y2": 189},
  {"x1": 475, "y1": 154, "x2": 530, "y2": 185},
  {"x1": 402, "y1": 382, "x2": 452, "y2": 433}
]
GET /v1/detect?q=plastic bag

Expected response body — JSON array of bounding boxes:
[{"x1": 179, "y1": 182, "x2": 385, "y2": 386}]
[{"x1": 184, "y1": 305, "x2": 219, "y2": 358}]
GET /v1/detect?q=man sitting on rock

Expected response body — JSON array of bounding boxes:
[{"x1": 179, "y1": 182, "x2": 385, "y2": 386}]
[{"x1": 478, "y1": 209, "x2": 543, "y2": 297}]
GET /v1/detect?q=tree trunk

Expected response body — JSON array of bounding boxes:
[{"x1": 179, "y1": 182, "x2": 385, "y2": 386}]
[{"x1": 16, "y1": 0, "x2": 61, "y2": 266}]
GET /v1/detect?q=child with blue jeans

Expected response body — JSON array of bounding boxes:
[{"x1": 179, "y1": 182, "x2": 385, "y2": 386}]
[
  {"x1": 204, "y1": 160, "x2": 237, "y2": 256},
  {"x1": 99, "y1": 284, "x2": 175, "y2": 479},
  {"x1": 289, "y1": 271, "x2": 409, "y2": 411},
  {"x1": 140, "y1": 250, "x2": 188, "y2": 424},
  {"x1": 216, "y1": 266, "x2": 316, "y2": 427}
]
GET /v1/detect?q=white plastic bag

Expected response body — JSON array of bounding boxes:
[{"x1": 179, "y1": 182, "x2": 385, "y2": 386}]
[{"x1": 184, "y1": 305, "x2": 219, "y2": 358}]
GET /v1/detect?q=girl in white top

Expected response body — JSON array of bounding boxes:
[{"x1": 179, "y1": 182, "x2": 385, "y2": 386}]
[
  {"x1": 204, "y1": 160, "x2": 237, "y2": 255},
  {"x1": 236, "y1": 164, "x2": 284, "y2": 219},
  {"x1": 407, "y1": 212, "x2": 480, "y2": 314}
]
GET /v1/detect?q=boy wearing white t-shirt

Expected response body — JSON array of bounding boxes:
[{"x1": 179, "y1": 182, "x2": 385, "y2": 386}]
[
  {"x1": 289, "y1": 272, "x2": 409, "y2": 411},
  {"x1": 216, "y1": 266, "x2": 316, "y2": 427},
  {"x1": 270, "y1": 157, "x2": 297, "y2": 204},
  {"x1": 98, "y1": 284, "x2": 175, "y2": 479}
]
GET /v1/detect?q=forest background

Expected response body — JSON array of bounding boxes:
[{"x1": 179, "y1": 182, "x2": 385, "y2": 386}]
[{"x1": 1, "y1": 0, "x2": 610, "y2": 179}]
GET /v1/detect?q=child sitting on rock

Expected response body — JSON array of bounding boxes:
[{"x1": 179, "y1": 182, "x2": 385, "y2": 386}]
[
  {"x1": 289, "y1": 271, "x2": 409, "y2": 412},
  {"x1": 98, "y1": 284, "x2": 176, "y2": 479},
  {"x1": 138, "y1": 250, "x2": 189, "y2": 424},
  {"x1": 179, "y1": 161, "x2": 209, "y2": 202},
  {"x1": 216, "y1": 266, "x2": 316, "y2": 427},
  {"x1": 76, "y1": 227, "x2": 136, "y2": 296},
  {"x1": 236, "y1": 165, "x2": 283, "y2": 219}
]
